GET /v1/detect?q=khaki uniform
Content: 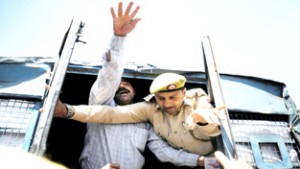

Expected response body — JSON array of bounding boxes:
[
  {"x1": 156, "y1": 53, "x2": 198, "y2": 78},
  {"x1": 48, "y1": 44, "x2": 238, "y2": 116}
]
[{"x1": 72, "y1": 88, "x2": 220, "y2": 155}]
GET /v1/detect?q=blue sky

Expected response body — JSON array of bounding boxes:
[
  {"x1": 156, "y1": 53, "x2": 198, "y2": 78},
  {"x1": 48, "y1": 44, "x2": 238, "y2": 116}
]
[
  {"x1": 1, "y1": 0, "x2": 300, "y2": 108},
  {"x1": 0, "y1": 0, "x2": 75, "y2": 57}
]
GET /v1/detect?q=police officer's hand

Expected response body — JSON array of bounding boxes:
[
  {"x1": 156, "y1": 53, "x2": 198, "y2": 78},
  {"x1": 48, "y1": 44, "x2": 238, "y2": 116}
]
[
  {"x1": 39, "y1": 85, "x2": 68, "y2": 117},
  {"x1": 53, "y1": 100, "x2": 68, "y2": 117},
  {"x1": 187, "y1": 106, "x2": 226, "y2": 126},
  {"x1": 111, "y1": 1, "x2": 141, "y2": 36}
]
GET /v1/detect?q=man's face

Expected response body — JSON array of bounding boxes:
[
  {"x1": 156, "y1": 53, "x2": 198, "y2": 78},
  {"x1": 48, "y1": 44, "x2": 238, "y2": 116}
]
[
  {"x1": 114, "y1": 79, "x2": 135, "y2": 105},
  {"x1": 154, "y1": 89, "x2": 186, "y2": 115}
]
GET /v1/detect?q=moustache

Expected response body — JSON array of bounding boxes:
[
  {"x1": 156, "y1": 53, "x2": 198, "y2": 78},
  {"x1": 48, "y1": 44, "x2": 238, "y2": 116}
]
[{"x1": 116, "y1": 88, "x2": 130, "y2": 95}]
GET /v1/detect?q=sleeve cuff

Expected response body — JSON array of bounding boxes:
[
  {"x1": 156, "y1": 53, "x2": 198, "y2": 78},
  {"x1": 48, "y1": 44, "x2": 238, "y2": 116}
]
[
  {"x1": 110, "y1": 35, "x2": 126, "y2": 52},
  {"x1": 181, "y1": 153, "x2": 199, "y2": 167}
]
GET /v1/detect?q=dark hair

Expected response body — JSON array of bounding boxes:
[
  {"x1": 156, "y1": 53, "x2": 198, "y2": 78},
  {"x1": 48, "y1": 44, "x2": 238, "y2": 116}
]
[{"x1": 121, "y1": 78, "x2": 136, "y2": 90}]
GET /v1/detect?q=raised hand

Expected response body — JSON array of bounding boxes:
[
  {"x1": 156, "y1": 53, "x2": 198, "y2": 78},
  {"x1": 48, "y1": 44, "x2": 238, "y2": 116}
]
[{"x1": 111, "y1": 2, "x2": 141, "y2": 36}]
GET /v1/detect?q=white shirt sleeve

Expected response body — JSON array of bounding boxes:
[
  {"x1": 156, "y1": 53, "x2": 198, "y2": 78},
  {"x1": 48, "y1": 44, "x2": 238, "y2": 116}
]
[
  {"x1": 147, "y1": 126, "x2": 199, "y2": 167},
  {"x1": 88, "y1": 35, "x2": 126, "y2": 106}
]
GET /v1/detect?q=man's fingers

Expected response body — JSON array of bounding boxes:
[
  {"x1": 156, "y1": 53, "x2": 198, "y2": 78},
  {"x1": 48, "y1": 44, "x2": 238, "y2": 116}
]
[
  {"x1": 214, "y1": 151, "x2": 231, "y2": 167},
  {"x1": 130, "y1": 18, "x2": 141, "y2": 27},
  {"x1": 216, "y1": 105, "x2": 226, "y2": 111},
  {"x1": 124, "y1": 1, "x2": 134, "y2": 16},
  {"x1": 215, "y1": 151, "x2": 253, "y2": 169},
  {"x1": 110, "y1": 163, "x2": 120, "y2": 169},
  {"x1": 45, "y1": 85, "x2": 50, "y2": 90},
  {"x1": 39, "y1": 108, "x2": 44, "y2": 113},
  {"x1": 130, "y1": 5, "x2": 140, "y2": 18},
  {"x1": 110, "y1": 7, "x2": 116, "y2": 19},
  {"x1": 101, "y1": 163, "x2": 120, "y2": 169},
  {"x1": 117, "y1": 2, "x2": 123, "y2": 17},
  {"x1": 213, "y1": 105, "x2": 227, "y2": 120}
]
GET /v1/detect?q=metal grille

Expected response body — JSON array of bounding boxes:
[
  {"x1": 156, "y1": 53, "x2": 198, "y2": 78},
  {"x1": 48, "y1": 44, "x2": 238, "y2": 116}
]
[
  {"x1": 0, "y1": 98, "x2": 36, "y2": 148},
  {"x1": 229, "y1": 112, "x2": 300, "y2": 168},
  {"x1": 260, "y1": 143, "x2": 281, "y2": 163}
]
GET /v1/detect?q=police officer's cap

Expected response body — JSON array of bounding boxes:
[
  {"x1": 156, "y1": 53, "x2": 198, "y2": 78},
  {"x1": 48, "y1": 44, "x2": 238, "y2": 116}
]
[{"x1": 150, "y1": 73, "x2": 186, "y2": 94}]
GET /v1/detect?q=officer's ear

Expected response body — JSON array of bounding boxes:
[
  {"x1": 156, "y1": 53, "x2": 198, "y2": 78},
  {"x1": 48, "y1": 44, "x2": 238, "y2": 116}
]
[{"x1": 182, "y1": 87, "x2": 187, "y2": 96}]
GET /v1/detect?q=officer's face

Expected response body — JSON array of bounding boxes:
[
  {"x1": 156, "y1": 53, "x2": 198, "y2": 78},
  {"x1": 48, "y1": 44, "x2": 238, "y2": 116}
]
[{"x1": 154, "y1": 88, "x2": 186, "y2": 115}]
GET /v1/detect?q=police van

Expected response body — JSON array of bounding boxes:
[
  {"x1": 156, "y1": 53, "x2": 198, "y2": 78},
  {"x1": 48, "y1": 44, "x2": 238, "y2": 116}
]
[{"x1": 0, "y1": 20, "x2": 299, "y2": 169}]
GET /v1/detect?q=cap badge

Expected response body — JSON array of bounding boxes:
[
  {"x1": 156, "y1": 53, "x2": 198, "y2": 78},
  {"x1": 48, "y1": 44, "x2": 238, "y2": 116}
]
[{"x1": 167, "y1": 84, "x2": 177, "y2": 90}]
